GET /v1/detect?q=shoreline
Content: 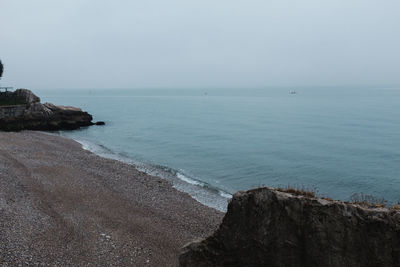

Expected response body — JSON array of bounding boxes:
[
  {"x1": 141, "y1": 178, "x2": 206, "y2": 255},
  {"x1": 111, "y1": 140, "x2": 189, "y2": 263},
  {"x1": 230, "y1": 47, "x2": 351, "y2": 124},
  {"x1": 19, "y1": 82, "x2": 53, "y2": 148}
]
[
  {"x1": 58, "y1": 132, "x2": 232, "y2": 212},
  {"x1": 0, "y1": 131, "x2": 223, "y2": 266}
]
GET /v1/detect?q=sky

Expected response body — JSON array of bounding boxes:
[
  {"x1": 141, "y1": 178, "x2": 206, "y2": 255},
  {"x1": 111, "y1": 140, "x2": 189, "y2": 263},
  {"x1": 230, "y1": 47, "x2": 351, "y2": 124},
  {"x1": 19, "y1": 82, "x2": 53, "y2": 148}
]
[{"x1": 0, "y1": 0, "x2": 399, "y2": 89}]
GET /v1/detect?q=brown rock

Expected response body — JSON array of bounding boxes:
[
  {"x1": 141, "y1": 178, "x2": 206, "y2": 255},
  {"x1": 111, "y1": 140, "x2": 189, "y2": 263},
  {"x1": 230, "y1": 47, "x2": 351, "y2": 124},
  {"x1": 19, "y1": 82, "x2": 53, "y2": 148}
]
[
  {"x1": 180, "y1": 187, "x2": 400, "y2": 267},
  {"x1": 14, "y1": 88, "x2": 41, "y2": 106},
  {"x1": 0, "y1": 89, "x2": 94, "y2": 131}
]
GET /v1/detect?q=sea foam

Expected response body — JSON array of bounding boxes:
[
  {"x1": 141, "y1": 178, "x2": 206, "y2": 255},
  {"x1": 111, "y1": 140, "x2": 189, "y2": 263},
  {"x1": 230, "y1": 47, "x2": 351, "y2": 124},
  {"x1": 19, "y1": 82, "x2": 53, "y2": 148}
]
[{"x1": 74, "y1": 138, "x2": 231, "y2": 212}]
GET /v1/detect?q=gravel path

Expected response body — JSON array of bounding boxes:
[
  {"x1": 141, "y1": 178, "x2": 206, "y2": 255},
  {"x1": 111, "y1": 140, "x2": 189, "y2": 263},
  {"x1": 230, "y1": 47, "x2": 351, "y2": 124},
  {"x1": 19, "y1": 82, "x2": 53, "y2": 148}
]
[{"x1": 0, "y1": 131, "x2": 223, "y2": 266}]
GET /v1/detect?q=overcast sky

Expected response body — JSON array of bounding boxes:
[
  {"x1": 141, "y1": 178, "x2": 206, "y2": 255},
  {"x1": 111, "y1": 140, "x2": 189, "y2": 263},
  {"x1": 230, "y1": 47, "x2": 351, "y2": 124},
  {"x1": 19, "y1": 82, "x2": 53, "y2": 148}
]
[{"x1": 0, "y1": 0, "x2": 399, "y2": 89}]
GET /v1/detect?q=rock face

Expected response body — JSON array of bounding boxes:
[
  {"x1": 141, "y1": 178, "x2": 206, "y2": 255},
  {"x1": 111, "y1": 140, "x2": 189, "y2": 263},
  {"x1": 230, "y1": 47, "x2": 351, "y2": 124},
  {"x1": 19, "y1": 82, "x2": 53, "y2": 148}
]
[
  {"x1": 180, "y1": 187, "x2": 400, "y2": 267},
  {"x1": 0, "y1": 89, "x2": 94, "y2": 131}
]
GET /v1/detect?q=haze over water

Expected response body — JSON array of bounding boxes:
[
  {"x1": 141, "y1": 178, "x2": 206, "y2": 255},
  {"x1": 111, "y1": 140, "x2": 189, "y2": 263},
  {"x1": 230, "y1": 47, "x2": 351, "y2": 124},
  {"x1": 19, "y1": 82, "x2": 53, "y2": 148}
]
[{"x1": 38, "y1": 87, "x2": 400, "y2": 209}]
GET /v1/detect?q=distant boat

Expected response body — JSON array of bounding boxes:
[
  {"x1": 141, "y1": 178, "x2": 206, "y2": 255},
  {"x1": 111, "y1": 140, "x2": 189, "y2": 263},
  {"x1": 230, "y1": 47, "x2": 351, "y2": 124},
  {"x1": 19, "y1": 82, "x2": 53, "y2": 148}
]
[{"x1": 289, "y1": 91, "x2": 297, "y2": 94}]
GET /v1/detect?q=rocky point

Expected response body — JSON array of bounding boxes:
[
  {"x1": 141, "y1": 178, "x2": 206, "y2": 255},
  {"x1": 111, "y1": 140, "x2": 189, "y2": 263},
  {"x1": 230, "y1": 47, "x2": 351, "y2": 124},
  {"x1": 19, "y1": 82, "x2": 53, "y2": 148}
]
[{"x1": 0, "y1": 89, "x2": 95, "y2": 131}]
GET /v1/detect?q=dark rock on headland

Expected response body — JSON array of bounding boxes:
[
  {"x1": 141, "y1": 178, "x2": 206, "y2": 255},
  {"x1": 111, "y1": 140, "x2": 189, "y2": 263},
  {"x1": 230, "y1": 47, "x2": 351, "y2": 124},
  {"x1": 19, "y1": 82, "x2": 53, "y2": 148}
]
[
  {"x1": 95, "y1": 121, "x2": 105, "y2": 125},
  {"x1": 180, "y1": 187, "x2": 400, "y2": 267},
  {"x1": 0, "y1": 89, "x2": 94, "y2": 131}
]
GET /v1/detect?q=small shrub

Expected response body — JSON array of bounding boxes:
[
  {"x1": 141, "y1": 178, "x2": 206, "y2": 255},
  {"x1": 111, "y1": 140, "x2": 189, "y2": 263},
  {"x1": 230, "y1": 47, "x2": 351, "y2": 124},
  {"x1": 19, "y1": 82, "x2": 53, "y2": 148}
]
[
  {"x1": 0, "y1": 93, "x2": 27, "y2": 106},
  {"x1": 350, "y1": 192, "x2": 387, "y2": 208},
  {"x1": 391, "y1": 202, "x2": 400, "y2": 211},
  {"x1": 0, "y1": 59, "x2": 3, "y2": 78}
]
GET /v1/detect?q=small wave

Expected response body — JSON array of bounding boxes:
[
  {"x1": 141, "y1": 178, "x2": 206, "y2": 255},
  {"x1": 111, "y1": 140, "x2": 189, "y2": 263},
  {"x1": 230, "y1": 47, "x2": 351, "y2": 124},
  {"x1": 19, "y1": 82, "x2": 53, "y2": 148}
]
[
  {"x1": 73, "y1": 138, "x2": 230, "y2": 211},
  {"x1": 218, "y1": 190, "x2": 233, "y2": 199},
  {"x1": 176, "y1": 172, "x2": 203, "y2": 186}
]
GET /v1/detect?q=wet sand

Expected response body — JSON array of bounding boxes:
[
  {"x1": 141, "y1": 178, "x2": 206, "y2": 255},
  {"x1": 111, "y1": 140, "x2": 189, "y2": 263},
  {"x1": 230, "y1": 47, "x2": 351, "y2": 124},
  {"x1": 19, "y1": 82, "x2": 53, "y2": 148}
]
[{"x1": 0, "y1": 131, "x2": 223, "y2": 266}]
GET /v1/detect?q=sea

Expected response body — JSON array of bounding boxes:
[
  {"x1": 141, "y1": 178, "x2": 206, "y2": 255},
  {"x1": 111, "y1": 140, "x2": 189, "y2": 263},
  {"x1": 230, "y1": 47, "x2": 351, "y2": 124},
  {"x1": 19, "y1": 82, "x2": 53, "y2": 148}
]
[{"x1": 36, "y1": 87, "x2": 400, "y2": 211}]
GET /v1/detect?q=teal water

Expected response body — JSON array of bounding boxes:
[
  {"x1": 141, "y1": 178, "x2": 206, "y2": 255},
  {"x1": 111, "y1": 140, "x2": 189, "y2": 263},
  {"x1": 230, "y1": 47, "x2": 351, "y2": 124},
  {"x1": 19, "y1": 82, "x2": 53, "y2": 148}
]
[{"x1": 37, "y1": 87, "x2": 400, "y2": 210}]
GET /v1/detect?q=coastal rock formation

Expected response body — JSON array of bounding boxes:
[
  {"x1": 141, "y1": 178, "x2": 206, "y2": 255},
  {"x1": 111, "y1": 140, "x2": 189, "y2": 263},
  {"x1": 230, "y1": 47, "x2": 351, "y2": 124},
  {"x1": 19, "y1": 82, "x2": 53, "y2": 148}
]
[
  {"x1": 180, "y1": 187, "x2": 400, "y2": 267},
  {"x1": 0, "y1": 89, "x2": 94, "y2": 131}
]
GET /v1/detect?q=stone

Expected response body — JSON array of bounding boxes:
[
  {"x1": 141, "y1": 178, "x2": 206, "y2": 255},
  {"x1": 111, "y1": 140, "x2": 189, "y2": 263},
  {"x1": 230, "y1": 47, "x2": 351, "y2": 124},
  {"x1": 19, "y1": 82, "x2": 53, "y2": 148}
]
[
  {"x1": 0, "y1": 89, "x2": 94, "y2": 131},
  {"x1": 13, "y1": 88, "x2": 41, "y2": 106},
  {"x1": 180, "y1": 187, "x2": 400, "y2": 267}
]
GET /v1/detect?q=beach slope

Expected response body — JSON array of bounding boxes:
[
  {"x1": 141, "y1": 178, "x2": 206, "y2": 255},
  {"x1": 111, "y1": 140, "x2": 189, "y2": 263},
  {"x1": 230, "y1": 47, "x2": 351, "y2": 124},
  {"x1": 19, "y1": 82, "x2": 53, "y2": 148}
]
[{"x1": 0, "y1": 131, "x2": 222, "y2": 266}]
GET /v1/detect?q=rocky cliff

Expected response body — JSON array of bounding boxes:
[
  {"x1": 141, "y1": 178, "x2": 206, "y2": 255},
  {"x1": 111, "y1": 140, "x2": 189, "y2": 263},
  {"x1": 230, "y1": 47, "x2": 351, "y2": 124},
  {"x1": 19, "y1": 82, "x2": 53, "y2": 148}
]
[
  {"x1": 0, "y1": 89, "x2": 95, "y2": 131},
  {"x1": 180, "y1": 187, "x2": 400, "y2": 267}
]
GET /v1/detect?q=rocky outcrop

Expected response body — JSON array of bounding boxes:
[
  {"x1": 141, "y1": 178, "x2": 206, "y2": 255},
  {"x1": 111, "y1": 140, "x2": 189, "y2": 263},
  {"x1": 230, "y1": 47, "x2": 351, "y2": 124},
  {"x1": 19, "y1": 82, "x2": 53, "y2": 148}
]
[
  {"x1": 0, "y1": 89, "x2": 95, "y2": 131},
  {"x1": 13, "y1": 88, "x2": 41, "y2": 105},
  {"x1": 180, "y1": 187, "x2": 400, "y2": 267}
]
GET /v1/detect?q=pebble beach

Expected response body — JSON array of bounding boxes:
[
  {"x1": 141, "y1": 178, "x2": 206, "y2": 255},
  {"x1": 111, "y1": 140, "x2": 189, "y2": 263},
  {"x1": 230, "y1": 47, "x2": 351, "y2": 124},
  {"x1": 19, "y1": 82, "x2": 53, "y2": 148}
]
[{"x1": 0, "y1": 131, "x2": 223, "y2": 266}]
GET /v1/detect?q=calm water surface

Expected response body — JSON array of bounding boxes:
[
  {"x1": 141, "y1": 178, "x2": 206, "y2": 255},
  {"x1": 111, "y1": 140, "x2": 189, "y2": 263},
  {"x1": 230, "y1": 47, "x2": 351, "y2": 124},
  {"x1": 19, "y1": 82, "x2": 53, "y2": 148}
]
[{"x1": 37, "y1": 87, "x2": 400, "y2": 210}]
